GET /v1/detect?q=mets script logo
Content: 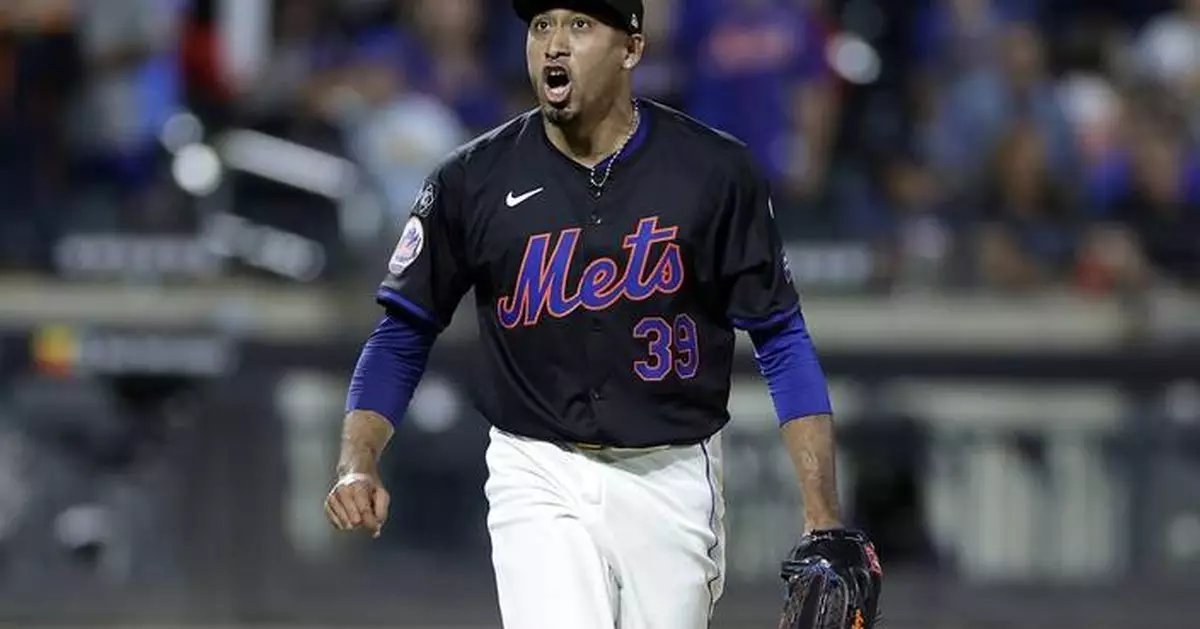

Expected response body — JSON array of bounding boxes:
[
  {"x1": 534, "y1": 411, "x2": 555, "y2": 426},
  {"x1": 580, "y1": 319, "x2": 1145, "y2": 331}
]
[{"x1": 496, "y1": 217, "x2": 684, "y2": 328}]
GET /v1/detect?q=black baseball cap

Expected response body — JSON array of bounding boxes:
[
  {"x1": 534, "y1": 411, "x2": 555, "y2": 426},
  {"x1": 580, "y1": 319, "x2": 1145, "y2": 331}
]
[{"x1": 513, "y1": 0, "x2": 644, "y2": 35}]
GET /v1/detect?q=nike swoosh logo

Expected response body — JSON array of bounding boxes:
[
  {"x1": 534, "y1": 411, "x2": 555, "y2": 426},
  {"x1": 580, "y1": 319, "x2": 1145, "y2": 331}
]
[{"x1": 506, "y1": 187, "x2": 545, "y2": 208}]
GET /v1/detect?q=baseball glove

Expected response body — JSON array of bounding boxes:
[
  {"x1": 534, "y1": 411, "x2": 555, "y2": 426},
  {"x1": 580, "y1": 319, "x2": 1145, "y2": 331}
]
[{"x1": 778, "y1": 529, "x2": 882, "y2": 629}]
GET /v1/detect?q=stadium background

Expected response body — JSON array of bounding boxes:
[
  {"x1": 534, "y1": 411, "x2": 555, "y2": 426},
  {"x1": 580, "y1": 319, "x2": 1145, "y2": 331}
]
[{"x1": 1, "y1": 0, "x2": 1199, "y2": 627}]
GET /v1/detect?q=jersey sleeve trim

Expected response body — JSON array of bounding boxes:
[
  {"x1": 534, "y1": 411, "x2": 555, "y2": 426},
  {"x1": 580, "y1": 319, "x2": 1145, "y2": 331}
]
[
  {"x1": 375, "y1": 286, "x2": 444, "y2": 331},
  {"x1": 730, "y1": 303, "x2": 800, "y2": 332}
]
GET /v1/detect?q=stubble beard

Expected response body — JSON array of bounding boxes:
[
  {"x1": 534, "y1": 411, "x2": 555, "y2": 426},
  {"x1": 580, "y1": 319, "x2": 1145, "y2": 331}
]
[{"x1": 542, "y1": 104, "x2": 576, "y2": 126}]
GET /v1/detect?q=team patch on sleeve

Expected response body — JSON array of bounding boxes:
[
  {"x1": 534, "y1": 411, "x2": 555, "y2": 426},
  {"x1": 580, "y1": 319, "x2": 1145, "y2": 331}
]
[
  {"x1": 389, "y1": 216, "x2": 425, "y2": 275},
  {"x1": 411, "y1": 181, "x2": 437, "y2": 218}
]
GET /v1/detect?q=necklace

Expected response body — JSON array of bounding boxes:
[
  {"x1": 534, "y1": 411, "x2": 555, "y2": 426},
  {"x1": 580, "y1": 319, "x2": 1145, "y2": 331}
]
[{"x1": 588, "y1": 101, "x2": 640, "y2": 195}]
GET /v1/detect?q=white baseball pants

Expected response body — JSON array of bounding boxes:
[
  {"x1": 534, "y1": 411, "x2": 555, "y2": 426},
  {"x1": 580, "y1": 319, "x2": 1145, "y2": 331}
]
[{"x1": 484, "y1": 427, "x2": 726, "y2": 629}]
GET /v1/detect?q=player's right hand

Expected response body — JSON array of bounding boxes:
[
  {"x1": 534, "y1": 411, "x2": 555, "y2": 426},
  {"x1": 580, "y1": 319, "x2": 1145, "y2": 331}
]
[{"x1": 324, "y1": 472, "x2": 390, "y2": 538}]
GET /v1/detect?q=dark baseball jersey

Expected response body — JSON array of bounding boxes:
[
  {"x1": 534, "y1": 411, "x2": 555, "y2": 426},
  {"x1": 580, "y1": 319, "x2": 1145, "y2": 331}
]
[{"x1": 377, "y1": 99, "x2": 799, "y2": 447}]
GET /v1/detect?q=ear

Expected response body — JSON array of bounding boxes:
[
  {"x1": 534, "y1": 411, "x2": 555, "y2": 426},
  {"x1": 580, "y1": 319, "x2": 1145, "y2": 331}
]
[{"x1": 622, "y1": 34, "x2": 646, "y2": 70}]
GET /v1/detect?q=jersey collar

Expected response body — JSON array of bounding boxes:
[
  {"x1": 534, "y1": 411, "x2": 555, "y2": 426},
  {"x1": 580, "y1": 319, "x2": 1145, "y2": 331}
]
[{"x1": 538, "y1": 98, "x2": 653, "y2": 177}]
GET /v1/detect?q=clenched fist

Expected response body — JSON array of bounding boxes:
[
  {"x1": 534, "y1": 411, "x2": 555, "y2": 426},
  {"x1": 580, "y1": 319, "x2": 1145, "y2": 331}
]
[{"x1": 325, "y1": 472, "x2": 391, "y2": 538}]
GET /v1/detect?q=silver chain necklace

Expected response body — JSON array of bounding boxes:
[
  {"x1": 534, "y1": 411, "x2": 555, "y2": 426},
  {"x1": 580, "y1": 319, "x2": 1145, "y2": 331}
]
[{"x1": 588, "y1": 101, "x2": 640, "y2": 194}]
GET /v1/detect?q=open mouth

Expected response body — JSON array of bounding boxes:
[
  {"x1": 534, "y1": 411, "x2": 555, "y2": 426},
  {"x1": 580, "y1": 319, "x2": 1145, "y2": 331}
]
[{"x1": 543, "y1": 65, "x2": 572, "y2": 107}]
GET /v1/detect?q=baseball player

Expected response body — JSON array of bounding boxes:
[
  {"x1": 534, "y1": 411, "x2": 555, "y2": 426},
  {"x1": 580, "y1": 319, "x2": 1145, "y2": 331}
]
[{"x1": 325, "y1": 1, "x2": 881, "y2": 628}]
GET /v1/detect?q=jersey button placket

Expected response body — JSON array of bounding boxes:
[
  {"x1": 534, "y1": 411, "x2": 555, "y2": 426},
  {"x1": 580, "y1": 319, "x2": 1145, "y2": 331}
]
[{"x1": 580, "y1": 207, "x2": 608, "y2": 406}]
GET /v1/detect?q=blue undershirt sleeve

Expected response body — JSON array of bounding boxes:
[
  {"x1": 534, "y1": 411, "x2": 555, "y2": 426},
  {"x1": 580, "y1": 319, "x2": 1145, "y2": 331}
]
[
  {"x1": 747, "y1": 311, "x2": 833, "y2": 425},
  {"x1": 344, "y1": 312, "x2": 437, "y2": 425}
]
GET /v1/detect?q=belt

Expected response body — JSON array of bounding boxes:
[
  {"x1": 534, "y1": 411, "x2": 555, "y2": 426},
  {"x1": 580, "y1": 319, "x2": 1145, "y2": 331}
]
[{"x1": 570, "y1": 441, "x2": 674, "y2": 453}]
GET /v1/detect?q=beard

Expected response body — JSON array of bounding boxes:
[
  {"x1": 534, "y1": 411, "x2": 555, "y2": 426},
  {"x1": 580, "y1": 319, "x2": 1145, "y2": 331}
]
[{"x1": 542, "y1": 103, "x2": 578, "y2": 126}]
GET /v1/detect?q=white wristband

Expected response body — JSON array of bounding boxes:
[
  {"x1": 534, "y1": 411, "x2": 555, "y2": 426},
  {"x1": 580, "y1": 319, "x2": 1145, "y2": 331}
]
[{"x1": 335, "y1": 472, "x2": 374, "y2": 488}]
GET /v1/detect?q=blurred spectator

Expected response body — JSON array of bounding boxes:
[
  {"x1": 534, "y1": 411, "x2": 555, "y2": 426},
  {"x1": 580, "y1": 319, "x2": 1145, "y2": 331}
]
[
  {"x1": 234, "y1": 0, "x2": 330, "y2": 130},
  {"x1": 1134, "y1": 0, "x2": 1200, "y2": 90},
  {"x1": 679, "y1": 0, "x2": 839, "y2": 202},
  {"x1": 631, "y1": 0, "x2": 685, "y2": 106},
  {"x1": 973, "y1": 118, "x2": 1080, "y2": 292},
  {"x1": 1055, "y1": 17, "x2": 1128, "y2": 211},
  {"x1": 1133, "y1": 0, "x2": 1200, "y2": 142},
  {"x1": 180, "y1": 0, "x2": 235, "y2": 123},
  {"x1": 872, "y1": 153, "x2": 955, "y2": 292},
  {"x1": 910, "y1": 0, "x2": 1018, "y2": 82},
  {"x1": 1099, "y1": 118, "x2": 1200, "y2": 286},
  {"x1": 407, "y1": 0, "x2": 507, "y2": 133},
  {"x1": 919, "y1": 21, "x2": 1076, "y2": 202},
  {"x1": 0, "y1": 0, "x2": 1194, "y2": 298},
  {"x1": 312, "y1": 0, "x2": 504, "y2": 133},
  {"x1": 70, "y1": 0, "x2": 186, "y2": 230},
  {"x1": 309, "y1": 7, "x2": 466, "y2": 225}
]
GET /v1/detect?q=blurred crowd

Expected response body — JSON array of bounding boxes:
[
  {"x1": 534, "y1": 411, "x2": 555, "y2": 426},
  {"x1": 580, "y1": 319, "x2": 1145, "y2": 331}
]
[{"x1": 1, "y1": 0, "x2": 1198, "y2": 294}]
